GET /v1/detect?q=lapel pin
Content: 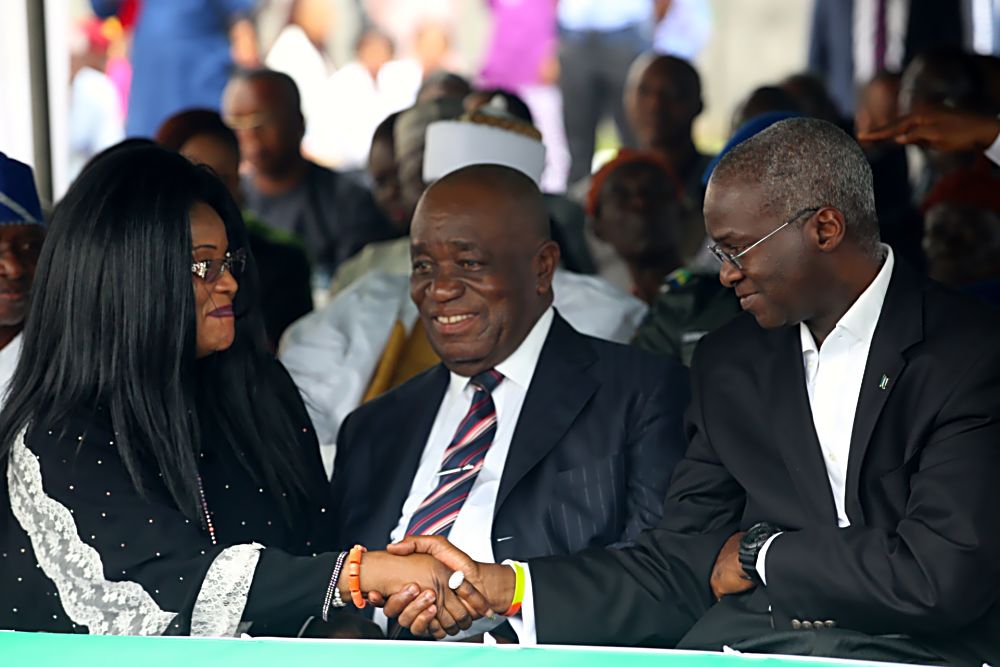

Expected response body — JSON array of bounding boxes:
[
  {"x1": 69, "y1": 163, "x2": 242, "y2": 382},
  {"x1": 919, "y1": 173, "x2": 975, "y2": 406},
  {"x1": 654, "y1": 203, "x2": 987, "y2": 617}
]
[{"x1": 879, "y1": 374, "x2": 890, "y2": 390}]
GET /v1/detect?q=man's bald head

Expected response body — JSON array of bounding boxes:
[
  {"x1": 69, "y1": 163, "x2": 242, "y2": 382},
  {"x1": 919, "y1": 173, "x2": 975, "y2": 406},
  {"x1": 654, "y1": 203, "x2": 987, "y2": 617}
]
[
  {"x1": 417, "y1": 164, "x2": 551, "y2": 242},
  {"x1": 222, "y1": 69, "x2": 305, "y2": 178},
  {"x1": 227, "y1": 69, "x2": 302, "y2": 112},
  {"x1": 625, "y1": 54, "x2": 703, "y2": 151},
  {"x1": 409, "y1": 164, "x2": 560, "y2": 376}
]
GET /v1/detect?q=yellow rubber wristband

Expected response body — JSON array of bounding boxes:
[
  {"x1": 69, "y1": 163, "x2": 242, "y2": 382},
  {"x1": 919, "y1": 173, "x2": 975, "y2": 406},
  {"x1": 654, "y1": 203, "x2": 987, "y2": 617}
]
[{"x1": 501, "y1": 560, "x2": 525, "y2": 616}]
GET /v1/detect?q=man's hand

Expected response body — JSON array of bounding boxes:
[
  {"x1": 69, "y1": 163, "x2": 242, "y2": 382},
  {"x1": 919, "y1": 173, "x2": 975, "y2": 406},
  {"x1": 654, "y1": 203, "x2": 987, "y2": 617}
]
[
  {"x1": 373, "y1": 536, "x2": 515, "y2": 638},
  {"x1": 858, "y1": 109, "x2": 1000, "y2": 153},
  {"x1": 710, "y1": 531, "x2": 754, "y2": 601},
  {"x1": 345, "y1": 550, "x2": 493, "y2": 638}
]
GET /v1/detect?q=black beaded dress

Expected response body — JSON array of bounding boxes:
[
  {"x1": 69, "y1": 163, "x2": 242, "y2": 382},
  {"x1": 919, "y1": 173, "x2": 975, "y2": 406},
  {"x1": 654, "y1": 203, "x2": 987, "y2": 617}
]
[{"x1": 0, "y1": 362, "x2": 338, "y2": 637}]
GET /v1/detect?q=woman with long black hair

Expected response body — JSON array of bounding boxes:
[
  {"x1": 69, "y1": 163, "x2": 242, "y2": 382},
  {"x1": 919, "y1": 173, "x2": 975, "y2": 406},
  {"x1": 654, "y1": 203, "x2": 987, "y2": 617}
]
[{"x1": 0, "y1": 142, "x2": 466, "y2": 637}]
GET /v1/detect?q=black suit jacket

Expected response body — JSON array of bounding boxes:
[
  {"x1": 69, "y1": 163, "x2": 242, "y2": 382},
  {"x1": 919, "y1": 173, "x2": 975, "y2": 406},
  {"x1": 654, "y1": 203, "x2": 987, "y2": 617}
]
[
  {"x1": 529, "y1": 262, "x2": 1000, "y2": 664},
  {"x1": 328, "y1": 312, "x2": 690, "y2": 563}
]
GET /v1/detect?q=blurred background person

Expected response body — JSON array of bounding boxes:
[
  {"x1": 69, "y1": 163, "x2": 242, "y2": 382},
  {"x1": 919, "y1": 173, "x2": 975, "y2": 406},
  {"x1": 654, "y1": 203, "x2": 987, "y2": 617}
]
[
  {"x1": 265, "y1": 0, "x2": 338, "y2": 163},
  {"x1": 584, "y1": 149, "x2": 686, "y2": 303},
  {"x1": 621, "y1": 53, "x2": 712, "y2": 264},
  {"x1": 558, "y1": 0, "x2": 658, "y2": 185},
  {"x1": 921, "y1": 161, "x2": 1000, "y2": 307},
  {"x1": 68, "y1": 17, "x2": 124, "y2": 181},
  {"x1": 156, "y1": 109, "x2": 314, "y2": 350},
  {"x1": 90, "y1": 0, "x2": 260, "y2": 138},
  {"x1": 0, "y1": 153, "x2": 46, "y2": 399},
  {"x1": 222, "y1": 69, "x2": 391, "y2": 297},
  {"x1": 321, "y1": 29, "x2": 422, "y2": 171},
  {"x1": 477, "y1": 0, "x2": 569, "y2": 192},
  {"x1": 807, "y1": 0, "x2": 964, "y2": 116}
]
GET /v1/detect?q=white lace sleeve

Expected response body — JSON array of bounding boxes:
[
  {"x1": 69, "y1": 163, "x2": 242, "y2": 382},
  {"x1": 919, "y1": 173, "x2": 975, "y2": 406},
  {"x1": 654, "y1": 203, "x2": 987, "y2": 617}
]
[
  {"x1": 190, "y1": 543, "x2": 264, "y2": 636},
  {"x1": 7, "y1": 427, "x2": 178, "y2": 635}
]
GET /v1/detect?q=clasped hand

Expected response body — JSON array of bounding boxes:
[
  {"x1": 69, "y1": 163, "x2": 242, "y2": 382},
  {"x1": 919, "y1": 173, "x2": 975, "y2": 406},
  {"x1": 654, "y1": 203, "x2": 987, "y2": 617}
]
[{"x1": 364, "y1": 536, "x2": 512, "y2": 639}]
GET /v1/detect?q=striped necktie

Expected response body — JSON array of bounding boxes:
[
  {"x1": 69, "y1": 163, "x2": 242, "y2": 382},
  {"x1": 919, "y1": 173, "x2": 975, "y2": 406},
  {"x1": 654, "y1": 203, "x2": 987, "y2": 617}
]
[{"x1": 405, "y1": 369, "x2": 504, "y2": 537}]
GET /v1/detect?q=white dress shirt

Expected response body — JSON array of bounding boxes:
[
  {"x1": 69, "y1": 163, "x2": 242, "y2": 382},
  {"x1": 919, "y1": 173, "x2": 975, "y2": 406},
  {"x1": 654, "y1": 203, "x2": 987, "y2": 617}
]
[
  {"x1": 374, "y1": 307, "x2": 555, "y2": 639},
  {"x1": 0, "y1": 333, "x2": 22, "y2": 404},
  {"x1": 513, "y1": 247, "x2": 897, "y2": 642},
  {"x1": 756, "y1": 245, "x2": 895, "y2": 583},
  {"x1": 986, "y1": 129, "x2": 1000, "y2": 166}
]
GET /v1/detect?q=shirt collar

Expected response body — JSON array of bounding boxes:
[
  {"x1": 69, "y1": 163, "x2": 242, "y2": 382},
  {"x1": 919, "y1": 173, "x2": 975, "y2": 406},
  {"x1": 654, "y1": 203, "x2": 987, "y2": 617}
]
[
  {"x1": 800, "y1": 244, "x2": 895, "y2": 353},
  {"x1": 447, "y1": 306, "x2": 555, "y2": 395}
]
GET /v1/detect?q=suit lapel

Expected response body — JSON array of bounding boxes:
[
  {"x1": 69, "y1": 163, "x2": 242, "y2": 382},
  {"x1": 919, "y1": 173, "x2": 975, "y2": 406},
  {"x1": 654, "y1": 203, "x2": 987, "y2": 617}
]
[
  {"x1": 376, "y1": 365, "x2": 449, "y2": 533},
  {"x1": 494, "y1": 314, "x2": 598, "y2": 517},
  {"x1": 844, "y1": 263, "x2": 923, "y2": 524},
  {"x1": 768, "y1": 327, "x2": 840, "y2": 525}
]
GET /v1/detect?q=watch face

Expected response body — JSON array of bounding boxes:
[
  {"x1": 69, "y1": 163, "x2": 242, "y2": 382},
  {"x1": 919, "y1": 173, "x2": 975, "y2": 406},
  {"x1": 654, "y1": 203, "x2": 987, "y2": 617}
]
[{"x1": 744, "y1": 522, "x2": 778, "y2": 546}]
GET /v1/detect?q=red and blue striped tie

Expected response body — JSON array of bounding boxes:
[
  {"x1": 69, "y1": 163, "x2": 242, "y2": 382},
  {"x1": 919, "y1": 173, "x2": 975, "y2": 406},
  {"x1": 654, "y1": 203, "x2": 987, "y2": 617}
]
[{"x1": 406, "y1": 369, "x2": 504, "y2": 537}]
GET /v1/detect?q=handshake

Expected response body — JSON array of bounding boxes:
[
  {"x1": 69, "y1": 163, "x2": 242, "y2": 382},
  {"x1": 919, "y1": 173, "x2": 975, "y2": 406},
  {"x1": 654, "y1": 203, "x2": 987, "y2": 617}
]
[{"x1": 341, "y1": 535, "x2": 518, "y2": 639}]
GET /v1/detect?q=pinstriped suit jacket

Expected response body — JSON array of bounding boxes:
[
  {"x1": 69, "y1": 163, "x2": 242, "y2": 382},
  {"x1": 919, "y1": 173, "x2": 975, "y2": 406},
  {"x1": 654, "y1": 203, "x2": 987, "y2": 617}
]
[{"x1": 328, "y1": 311, "x2": 690, "y2": 564}]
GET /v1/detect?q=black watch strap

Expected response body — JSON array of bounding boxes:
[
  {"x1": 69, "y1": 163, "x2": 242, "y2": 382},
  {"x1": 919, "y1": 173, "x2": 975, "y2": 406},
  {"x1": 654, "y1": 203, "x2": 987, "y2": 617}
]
[{"x1": 738, "y1": 522, "x2": 783, "y2": 585}]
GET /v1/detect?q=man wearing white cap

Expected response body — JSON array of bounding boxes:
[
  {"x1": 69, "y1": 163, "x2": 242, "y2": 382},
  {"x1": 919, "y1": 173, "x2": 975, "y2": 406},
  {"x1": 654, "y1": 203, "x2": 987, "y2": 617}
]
[
  {"x1": 0, "y1": 153, "x2": 46, "y2": 402},
  {"x1": 280, "y1": 99, "x2": 650, "y2": 470}
]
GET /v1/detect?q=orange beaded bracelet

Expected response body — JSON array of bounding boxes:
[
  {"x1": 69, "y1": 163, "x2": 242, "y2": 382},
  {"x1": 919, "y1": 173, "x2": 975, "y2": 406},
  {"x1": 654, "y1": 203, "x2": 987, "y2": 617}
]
[{"x1": 347, "y1": 544, "x2": 367, "y2": 609}]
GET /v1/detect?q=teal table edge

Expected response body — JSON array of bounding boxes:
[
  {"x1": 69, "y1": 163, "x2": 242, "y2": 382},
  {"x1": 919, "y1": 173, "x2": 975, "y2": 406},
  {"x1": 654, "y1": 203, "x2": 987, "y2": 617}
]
[{"x1": 0, "y1": 631, "x2": 901, "y2": 666}]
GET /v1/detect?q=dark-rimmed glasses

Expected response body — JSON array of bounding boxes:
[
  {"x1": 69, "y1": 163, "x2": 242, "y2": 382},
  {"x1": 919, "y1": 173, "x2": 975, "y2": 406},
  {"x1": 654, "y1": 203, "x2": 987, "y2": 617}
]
[
  {"x1": 191, "y1": 248, "x2": 247, "y2": 283},
  {"x1": 708, "y1": 207, "x2": 822, "y2": 270}
]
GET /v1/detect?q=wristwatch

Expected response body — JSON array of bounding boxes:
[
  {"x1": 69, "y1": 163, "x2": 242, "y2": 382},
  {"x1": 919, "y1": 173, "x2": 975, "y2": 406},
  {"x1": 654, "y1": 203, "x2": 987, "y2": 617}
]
[{"x1": 738, "y1": 522, "x2": 783, "y2": 585}]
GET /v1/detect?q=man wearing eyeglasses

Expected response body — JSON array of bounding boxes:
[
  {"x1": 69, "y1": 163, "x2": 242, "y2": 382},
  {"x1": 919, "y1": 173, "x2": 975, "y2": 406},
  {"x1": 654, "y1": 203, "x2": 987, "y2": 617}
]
[{"x1": 384, "y1": 117, "x2": 1000, "y2": 664}]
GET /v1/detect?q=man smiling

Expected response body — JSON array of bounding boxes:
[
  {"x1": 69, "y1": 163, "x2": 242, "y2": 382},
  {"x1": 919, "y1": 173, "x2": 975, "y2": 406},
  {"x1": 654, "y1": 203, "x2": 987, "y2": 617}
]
[
  {"x1": 328, "y1": 163, "x2": 689, "y2": 639},
  {"x1": 0, "y1": 153, "x2": 45, "y2": 400},
  {"x1": 384, "y1": 118, "x2": 1000, "y2": 664}
]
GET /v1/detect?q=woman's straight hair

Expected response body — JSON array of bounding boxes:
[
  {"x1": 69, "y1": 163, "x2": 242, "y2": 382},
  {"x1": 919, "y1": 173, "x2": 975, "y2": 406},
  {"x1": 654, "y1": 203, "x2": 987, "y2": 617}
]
[{"x1": 0, "y1": 141, "x2": 320, "y2": 522}]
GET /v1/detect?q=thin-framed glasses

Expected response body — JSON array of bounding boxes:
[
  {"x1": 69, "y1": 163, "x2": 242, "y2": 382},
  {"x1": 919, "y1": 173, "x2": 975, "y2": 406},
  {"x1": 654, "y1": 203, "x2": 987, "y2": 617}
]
[
  {"x1": 708, "y1": 206, "x2": 822, "y2": 270},
  {"x1": 191, "y1": 248, "x2": 247, "y2": 283}
]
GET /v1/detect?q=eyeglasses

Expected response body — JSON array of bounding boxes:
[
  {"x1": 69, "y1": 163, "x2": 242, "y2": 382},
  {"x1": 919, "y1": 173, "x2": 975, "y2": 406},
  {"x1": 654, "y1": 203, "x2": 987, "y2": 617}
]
[
  {"x1": 708, "y1": 207, "x2": 822, "y2": 270},
  {"x1": 191, "y1": 248, "x2": 246, "y2": 283}
]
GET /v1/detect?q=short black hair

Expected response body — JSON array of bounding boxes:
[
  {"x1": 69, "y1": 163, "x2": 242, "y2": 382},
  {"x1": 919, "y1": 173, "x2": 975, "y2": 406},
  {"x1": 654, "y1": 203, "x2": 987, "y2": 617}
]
[
  {"x1": 231, "y1": 68, "x2": 303, "y2": 112},
  {"x1": 155, "y1": 108, "x2": 240, "y2": 160}
]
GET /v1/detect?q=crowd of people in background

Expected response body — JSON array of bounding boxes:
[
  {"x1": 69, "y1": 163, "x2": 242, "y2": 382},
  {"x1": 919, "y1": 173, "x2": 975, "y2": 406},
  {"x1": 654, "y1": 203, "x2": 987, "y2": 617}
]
[{"x1": 2, "y1": 0, "x2": 1000, "y2": 664}]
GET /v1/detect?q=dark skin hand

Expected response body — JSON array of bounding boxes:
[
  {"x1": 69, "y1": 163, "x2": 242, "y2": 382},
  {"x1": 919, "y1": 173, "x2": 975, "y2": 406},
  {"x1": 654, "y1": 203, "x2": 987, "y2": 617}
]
[
  {"x1": 369, "y1": 536, "x2": 515, "y2": 639},
  {"x1": 857, "y1": 109, "x2": 1000, "y2": 153},
  {"x1": 340, "y1": 549, "x2": 494, "y2": 636},
  {"x1": 710, "y1": 531, "x2": 753, "y2": 601}
]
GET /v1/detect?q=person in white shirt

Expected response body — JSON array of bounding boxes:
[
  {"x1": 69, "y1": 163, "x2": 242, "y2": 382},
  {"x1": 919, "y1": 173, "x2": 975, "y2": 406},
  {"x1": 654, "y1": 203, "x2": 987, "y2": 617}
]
[
  {"x1": 379, "y1": 118, "x2": 1000, "y2": 665},
  {"x1": 0, "y1": 153, "x2": 45, "y2": 403}
]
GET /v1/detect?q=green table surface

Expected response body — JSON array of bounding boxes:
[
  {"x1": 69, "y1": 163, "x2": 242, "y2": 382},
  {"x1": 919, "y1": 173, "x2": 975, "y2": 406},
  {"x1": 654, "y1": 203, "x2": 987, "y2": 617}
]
[{"x1": 0, "y1": 632, "x2": 892, "y2": 666}]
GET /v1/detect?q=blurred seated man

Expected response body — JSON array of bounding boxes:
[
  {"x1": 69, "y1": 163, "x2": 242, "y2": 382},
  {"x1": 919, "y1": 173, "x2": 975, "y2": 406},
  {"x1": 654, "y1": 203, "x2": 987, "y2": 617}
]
[
  {"x1": 618, "y1": 54, "x2": 712, "y2": 264},
  {"x1": 156, "y1": 109, "x2": 313, "y2": 349},
  {"x1": 922, "y1": 160, "x2": 1000, "y2": 307},
  {"x1": 0, "y1": 153, "x2": 46, "y2": 398},
  {"x1": 280, "y1": 106, "x2": 649, "y2": 471},
  {"x1": 584, "y1": 150, "x2": 687, "y2": 303},
  {"x1": 383, "y1": 119, "x2": 1000, "y2": 666},
  {"x1": 222, "y1": 69, "x2": 391, "y2": 283},
  {"x1": 330, "y1": 164, "x2": 690, "y2": 640}
]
